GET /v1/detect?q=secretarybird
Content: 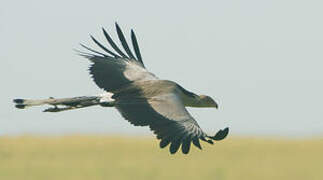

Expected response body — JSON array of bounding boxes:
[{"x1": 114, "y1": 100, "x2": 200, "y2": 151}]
[{"x1": 13, "y1": 23, "x2": 229, "y2": 154}]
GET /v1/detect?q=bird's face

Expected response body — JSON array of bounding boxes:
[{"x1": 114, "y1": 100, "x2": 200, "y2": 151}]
[{"x1": 198, "y1": 95, "x2": 218, "y2": 108}]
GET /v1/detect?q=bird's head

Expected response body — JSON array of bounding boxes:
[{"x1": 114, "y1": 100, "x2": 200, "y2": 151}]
[{"x1": 198, "y1": 95, "x2": 218, "y2": 108}]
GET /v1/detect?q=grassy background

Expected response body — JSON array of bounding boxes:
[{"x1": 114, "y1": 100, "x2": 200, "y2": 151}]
[{"x1": 0, "y1": 136, "x2": 322, "y2": 180}]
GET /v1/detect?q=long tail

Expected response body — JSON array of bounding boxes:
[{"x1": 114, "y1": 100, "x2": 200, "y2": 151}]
[{"x1": 13, "y1": 93, "x2": 115, "y2": 112}]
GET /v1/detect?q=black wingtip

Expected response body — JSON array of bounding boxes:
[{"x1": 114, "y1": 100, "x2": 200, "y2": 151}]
[
  {"x1": 79, "y1": 43, "x2": 109, "y2": 57},
  {"x1": 169, "y1": 139, "x2": 181, "y2": 154},
  {"x1": 192, "y1": 137, "x2": 202, "y2": 150},
  {"x1": 90, "y1": 34, "x2": 120, "y2": 58},
  {"x1": 181, "y1": 139, "x2": 191, "y2": 154},
  {"x1": 115, "y1": 22, "x2": 120, "y2": 30},
  {"x1": 130, "y1": 29, "x2": 144, "y2": 66},
  {"x1": 160, "y1": 138, "x2": 171, "y2": 149},
  {"x1": 102, "y1": 26, "x2": 127, "y2": 58},
  {"x1": 201, "y1": 136, "x2": 214, "y2": 145},
  {"x1": 210, "y1": 127, "x2": 229, "y2": 141},
  {"x1": 115, "y1": 23, "x2": 136, "y2": 59},
  {"x1": 115, "y1": 23, "x2": 120, "y2": 33}
]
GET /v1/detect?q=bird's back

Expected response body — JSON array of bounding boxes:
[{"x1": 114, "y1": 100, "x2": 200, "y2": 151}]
[{"x1": 112, "y1": 80, "x2": 178, "y2": 100}]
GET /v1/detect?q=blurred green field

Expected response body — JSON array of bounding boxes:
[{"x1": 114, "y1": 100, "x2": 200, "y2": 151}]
[{"x1": 0, "y1": 136, "x2": 322, "y2": 180}]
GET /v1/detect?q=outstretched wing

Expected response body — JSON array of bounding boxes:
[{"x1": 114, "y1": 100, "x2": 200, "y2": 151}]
[
  {"x1": 114, "y1": 92, "x2": 229, "y2": 154},
  {"x1": 79, "y1": 23, "x2": 157, "y2": 92}
]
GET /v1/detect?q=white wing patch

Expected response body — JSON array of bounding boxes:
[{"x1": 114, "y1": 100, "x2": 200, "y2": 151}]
[{"x1": 123, "y1": 61, "x2": 157, "y2": 81}]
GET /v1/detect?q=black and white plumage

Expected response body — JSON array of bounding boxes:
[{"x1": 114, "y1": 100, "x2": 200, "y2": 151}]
[{"x1": 14, "y1": 23, "x2": 229, "y2": 154}]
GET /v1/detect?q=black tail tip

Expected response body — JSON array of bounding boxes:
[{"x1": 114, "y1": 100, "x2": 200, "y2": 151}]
[
  {"x1": 15, "y1": 104, "x2": 26, "y2": 109},
  {"x1": 13, "y1": 99, "x2": 24, "y2": 104}
]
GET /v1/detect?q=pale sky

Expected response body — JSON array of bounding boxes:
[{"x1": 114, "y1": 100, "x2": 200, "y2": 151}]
[{"x1": 1, "y1": 0, "x2": 323, "y2": 137}]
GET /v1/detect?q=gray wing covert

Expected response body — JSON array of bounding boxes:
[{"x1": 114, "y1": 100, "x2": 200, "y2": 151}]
[
  {"x1": 114, "y1": 93, "x2": 229, "y2": 154},
  {"x1": 79, "y1": 23, "x2": 157, "y2": 92}
]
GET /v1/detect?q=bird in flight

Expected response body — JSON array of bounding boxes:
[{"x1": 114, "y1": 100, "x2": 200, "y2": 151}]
[{"x1": 14, "y1": 23, "x2": 229, "y2": 154}]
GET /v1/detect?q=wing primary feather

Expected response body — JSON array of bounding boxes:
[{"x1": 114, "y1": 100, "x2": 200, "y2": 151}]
[
  {"x1": 79, "y1": 43, "x2": 110, "y2": 57},
  {"x1": 102, "y1": 27, "x2": 127, "y2": 58},
  {"x1": 200, "y1": 136, "x2": 214, "y2": 144},
  {"x1": 131, "y1": 29, "x2": 144, "y2": 66},
  {"x1": 192, "y1": 137, "x2": 202, "y2": 150},
  {"x1": 160, "y1": 137, "x2": 171, "y2": 148},
  {"x1": 158, "y1": 125, "x2": 179, "y2": 148},
  {"x1": 90, "y1": 35, "x2": 120, "y2": 58},
  {"x1": 168, "y1": 129, "x2": 187, "y2": 154},
  {"x1": 73, "y1": 48, "x2": 96, "y2": 57},
  {"x1": 181, "y1": 136, "x2": 192, "y2": 154},
  {"x1": 115, "y1": 23, "x2": 136, "y2": 60},
  {"x1": 158, "y1": 124, "x2": 183, "y2": 149},
  {"x1": 169, "y1": 140, "x2": 181, "y2": 154}
]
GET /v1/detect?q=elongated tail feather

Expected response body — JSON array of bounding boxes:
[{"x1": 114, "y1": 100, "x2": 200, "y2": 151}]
[{"x1": 13, "y1": 93, "x2": 115, "y2": 112}]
